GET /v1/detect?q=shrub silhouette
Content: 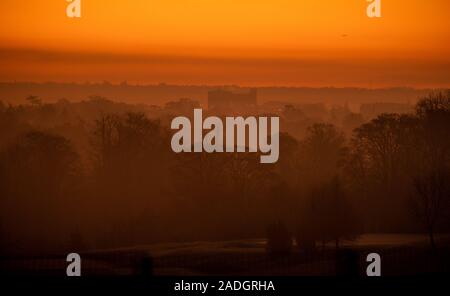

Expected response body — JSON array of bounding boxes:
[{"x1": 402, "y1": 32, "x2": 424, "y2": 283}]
[
  {"x1": 297, "y1": 177, "x2": 359, "y2": 251},
  {"x1": 295, "y1": 217, "x2": 317, "y2": 252},
  {"x1": 266, "y1": 220, "x2": 292, "y2": 256}
]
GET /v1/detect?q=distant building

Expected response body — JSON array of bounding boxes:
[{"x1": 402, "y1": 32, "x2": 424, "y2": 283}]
[
  {"x1": 165, "y1": 98, "x2": 200, "y2": 116},
  {"x1": 208, "y1": 88, "x2": 257, "y2": 115}
]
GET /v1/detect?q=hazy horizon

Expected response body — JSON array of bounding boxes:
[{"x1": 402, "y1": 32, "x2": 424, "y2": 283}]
[
  {"x1": 0, "y1": 0, "x2": 449, "y2": 279},
  {"x1": 1, "y1": 46, "x2": 449, "y2": 88},
  {"x1": 1, "y1": 0, "x2": 449, "y2": 88},
  {"x1": 2, "y1": 79, "x2": 449, "y2": 89}
]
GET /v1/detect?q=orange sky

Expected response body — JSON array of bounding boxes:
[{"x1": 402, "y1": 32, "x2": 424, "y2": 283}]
[{"x1": 0, "y1": 0, "x2": 449, "y2": 87}]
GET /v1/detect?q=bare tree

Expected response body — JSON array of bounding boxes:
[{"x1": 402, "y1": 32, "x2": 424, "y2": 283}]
[
  {"x1": 411, "y1": 92, "x2": 450, "y2": 250},
  {"x1": 412, "y1": 168, "x2": 449, "y2": 250}
]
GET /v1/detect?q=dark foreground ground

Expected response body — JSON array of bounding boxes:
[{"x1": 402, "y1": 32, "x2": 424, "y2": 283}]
[{"x1": 1, "y1": 234, "x2": 449, "y2": 276}]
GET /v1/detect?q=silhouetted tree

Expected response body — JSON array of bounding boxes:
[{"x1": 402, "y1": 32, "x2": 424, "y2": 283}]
[
  {"x1": 412, "y1": 168, "x2": 449, "y2": 250},
  {"x1": 303, "y1": 177, "x2": 359, "y2": 249},
  {"x1": 351, "y1": 113, "x2": 419, "y2": 191},
  {"x1": 410, "y1": 92, "x2": 450, "y2": 249},
  {"x1": 347, "y1": 113, "x2": 420, "y2": 231},
  {"x1": 0, "y1": 130, "x2": 80, "y2": 254},
  {"x1": 297, "y1": 123, "x2": 347, "y2": 189},
  {"x1": 295, "y1": 209, "x2": 319, "y2": 252},
  {"x1": 26, "y1": 95, "x2": 42, "y2": 106},
  {"x1": 415, "y1": 91, "x2": 450, "y2": 170},
  {"x1": 90, "y1": 112, "x2": 172, "y2": 246}
]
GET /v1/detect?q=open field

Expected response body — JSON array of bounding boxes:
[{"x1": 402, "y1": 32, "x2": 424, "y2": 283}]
[{"x1": 1, "y1": 234, "x2": 449, "y2": 276}]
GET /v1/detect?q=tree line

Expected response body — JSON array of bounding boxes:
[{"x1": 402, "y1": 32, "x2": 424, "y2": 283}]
[{"x1": 0, "y1": 92, "x2": 449, "y2": 255}]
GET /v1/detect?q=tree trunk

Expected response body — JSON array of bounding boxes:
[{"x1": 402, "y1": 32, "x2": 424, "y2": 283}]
[{"x1": 429, "y1": 230, "x2": 437, "y2": 251}]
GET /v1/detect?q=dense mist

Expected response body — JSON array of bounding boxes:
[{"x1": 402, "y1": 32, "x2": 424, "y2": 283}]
[{"x1": 0, "y1": 90, "x2": 449, "y2": 259}]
